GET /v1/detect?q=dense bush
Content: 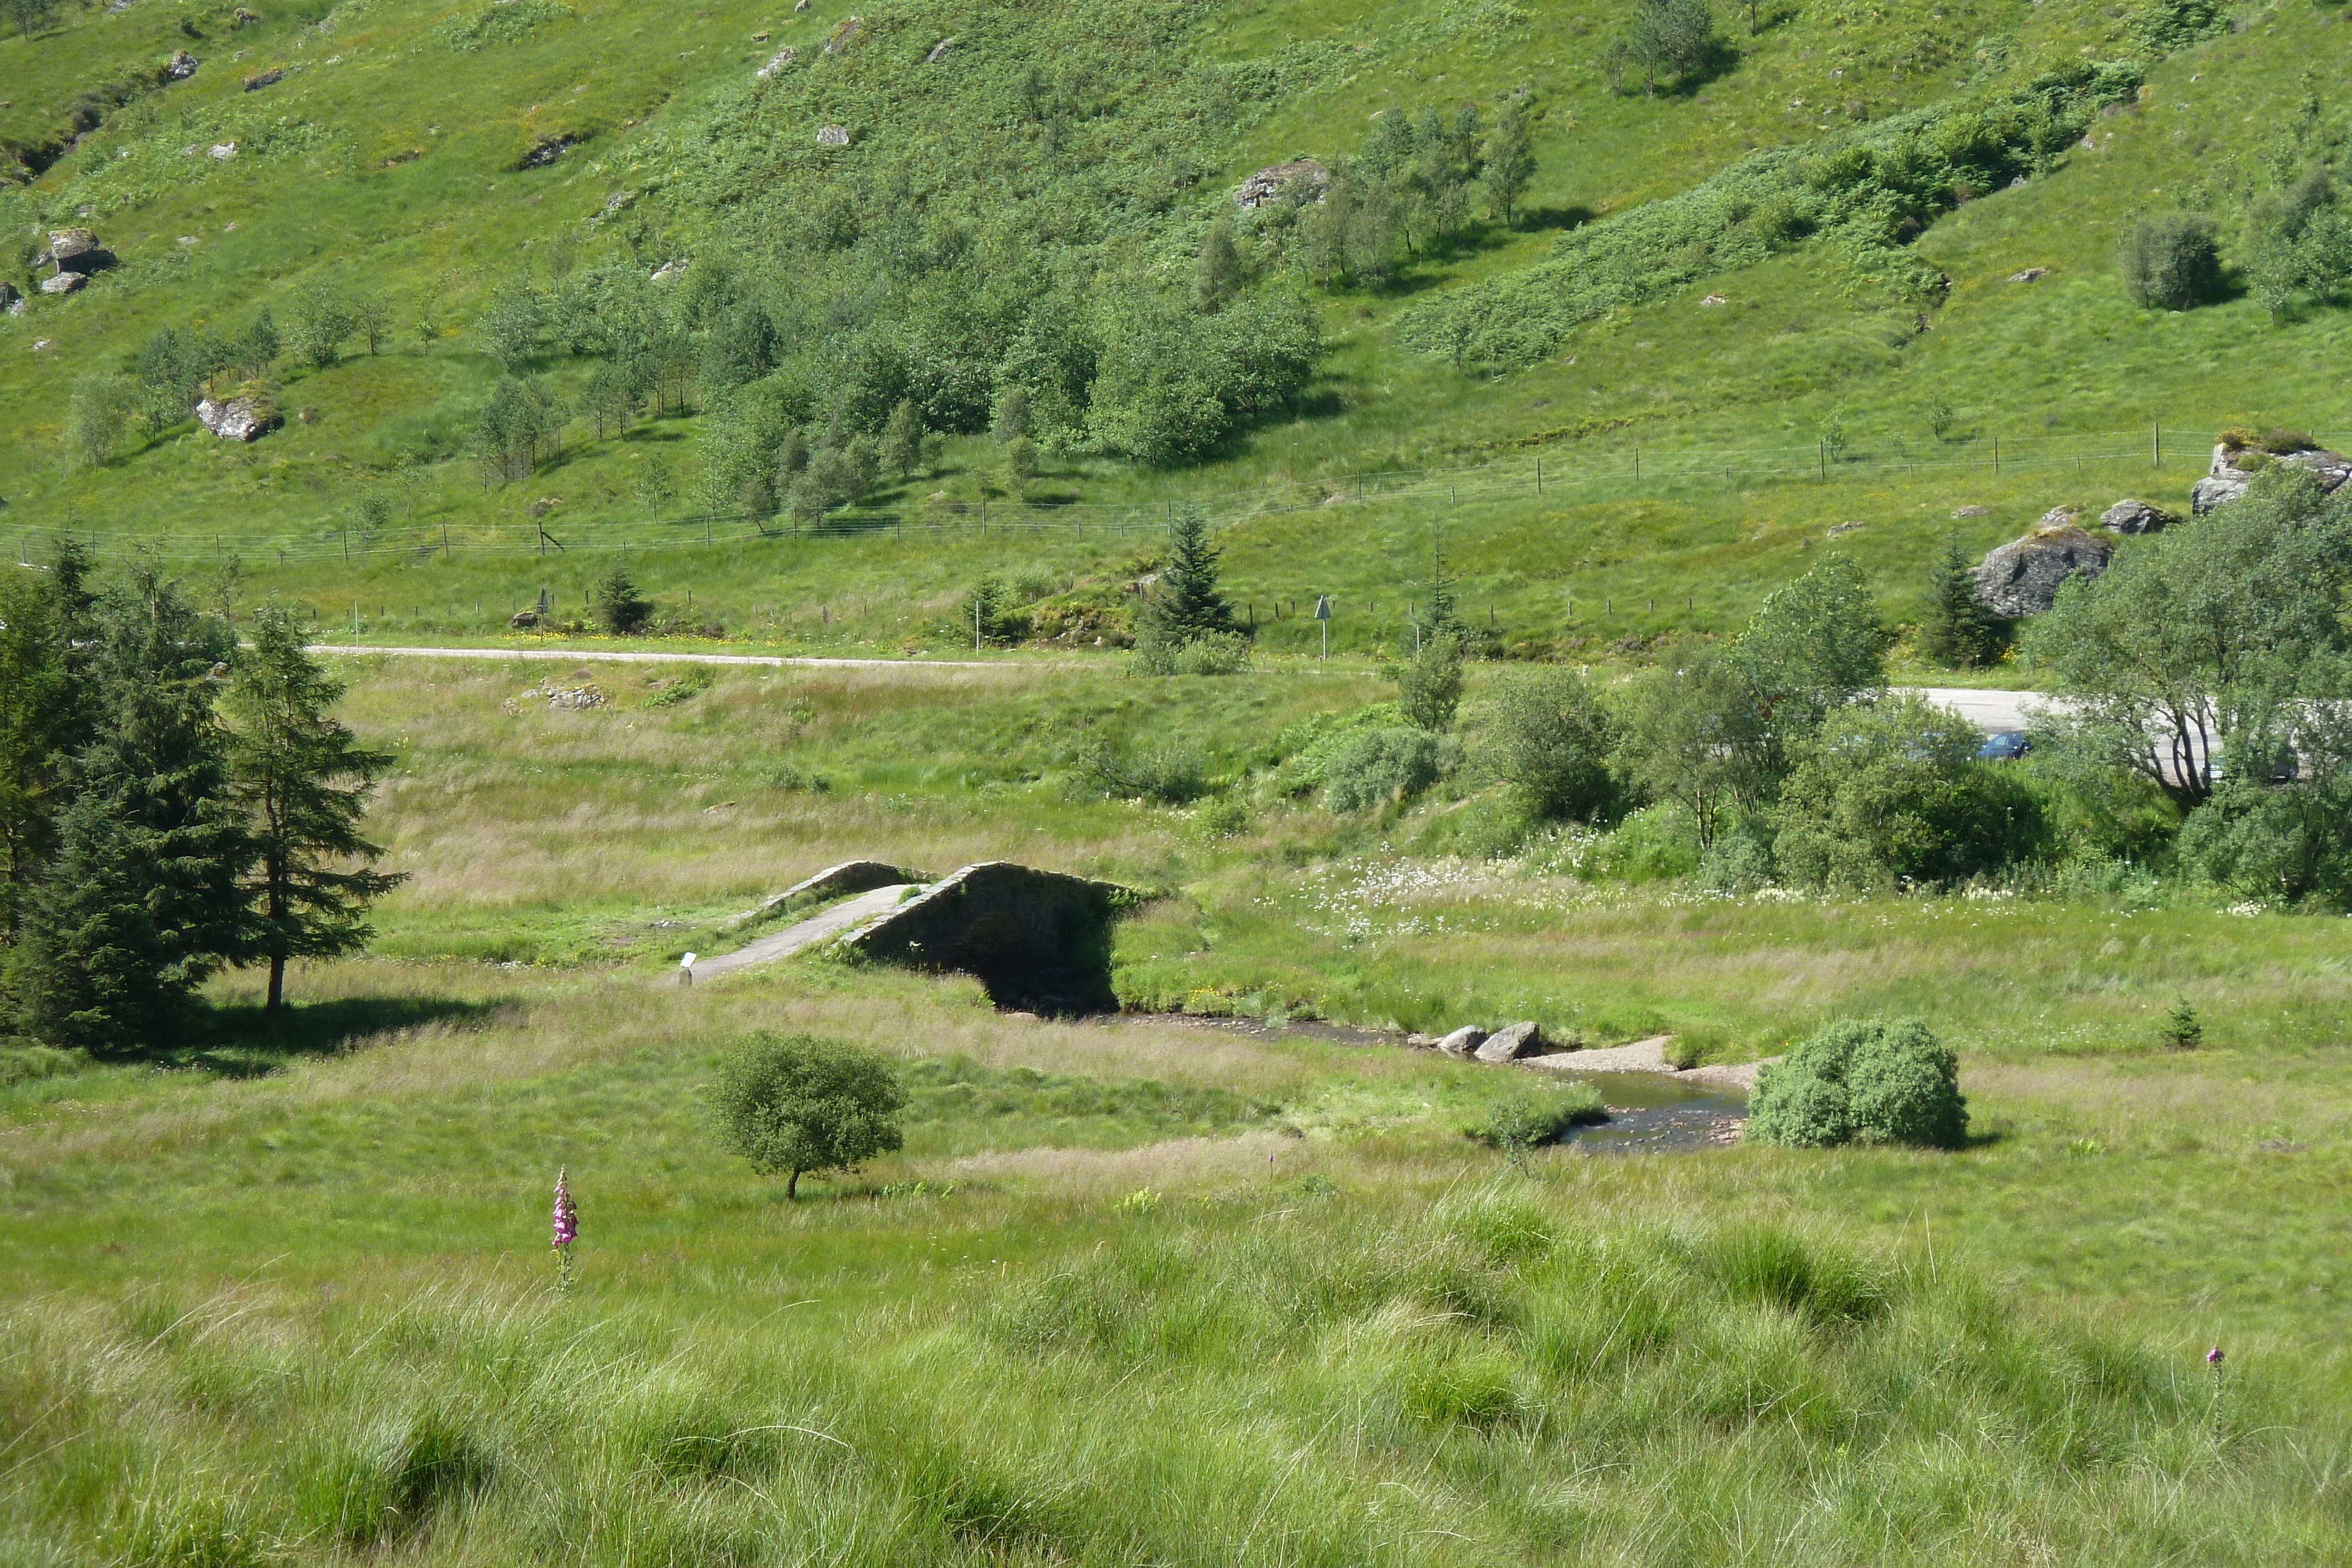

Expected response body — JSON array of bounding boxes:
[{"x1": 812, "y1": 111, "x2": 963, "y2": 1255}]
[
  {"x1": 2179, "y1": 773, "x2": 2352, "y2": 909},
  {"x1": 1484, "y1": 668, "x2": 1615, "y2": 820},
  {"x1": 1771, "y1": 696, "x2": 2042, "y2": 890},
  {"x1": 2118, "y1": 212, "x2": 2221, "y2": 310},
  {"x1": 1324, "y1": 727, "x2": 1446, "y2": 813},
  {"x1": 1395, "y1": 634, "x2": 1465, "y2": 733},
  {"x1": 1745, "y1": 1018, "x2": 1968, "y2": 1149},
  {"x1": 707, "y1": 1034, "x2": 907, "y2": 1199}
]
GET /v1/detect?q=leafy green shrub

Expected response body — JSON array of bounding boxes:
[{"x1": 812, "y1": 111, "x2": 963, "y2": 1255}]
[
  {"x1": 1466, "y1": 1083, "x2": 1606, "y2": 1149},
  {"x1": 1323, "y1": 727, "x2": 1445, "y2": 813},
  {"x1": 1485, "y1": 668, "x2": 1615, "y2": 820},
  {"x1": 1587, "y1": 802, "x2": 1703, "y2": 882},
  {"x1": 1395, "y1": 633, "x2": 1465, "y2": 733},
  {"x1": 2132, "y1": 0, "x2": 2229, "y2": 55},
  {"x1": 1771, "y1": 696, "x2": 2040, "y2": 890},
  {"x1": 1189, "y1": 797, "x2": 1251, "y2": 841},
  {"x1": 1266, "y1": 703, "x2": 1410, "y2": 795},
  {"x1": 2119, "y1": 212, "x2": 2221, "y2": 310},
  {"x1": 1133, "y1": 630, "x2": 1251, "y2": 676},
  {"x1": 1745, "y1": 1018, "x2": 1967, "y2": 1150},
  {"x1": 1698, "y1": 831, "x2": 1776, "y2": 892},
  {"x1": 2179, "y1": 774, "x2": 2352, "y2": 909},
  {"x1": 707, "y1": 1034, "x2": 907, "y2": 1199}
]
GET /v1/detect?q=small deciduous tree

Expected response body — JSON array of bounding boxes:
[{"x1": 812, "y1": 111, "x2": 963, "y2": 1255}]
[
  {"x1": 1192, "y1": 213, "x2": 1242, "y2": 312},
  {"x1": 286, "y1": 282, "x2": 355, "y2": 372},
  {"x1": 238, "y1": 307, "x2": 281, "y2": 377},
  {"x1": 1725, "y1": 552, "x2": 1885, "y2": 753},
  {"x1": 2118, "y1": 212, "x2": 2220, "y2": 310},
  {"x1": 2024, "y1": 467, "x2": 2352, "y2": 808},
  {"x1": 1395, "y1": 632, "x2": 1464, "y2": 733},
  {"x1": 1004, "y1": 434, "x2": 1038, "y2": 490},
  {"x1": 582, "y1": 362, "x2": 634, "y2": 439},
  {"x1": 990, "y1": 385, "x2": 1030, "y2": 445},
  {"x1": 477, "y1": 280, "x2": 544, "y2": 370},
  {"x1": 132, "y1": 327, "x2": 206, "y2": 433},
  {"x1": 1481, "y1": 101, "x2": 1535, "y2": 228},
  {"x1": 707, "y1": 1033, "x2": 906, "y2": 1199},
  {"x1": 1611, "y1": 639, "x2": 1771, "y2": 847},
  {"x1": 64, "y1": 375, "x2": 134, "y2": 469},
  {"x1": 883, "y1": 398, "x2": 921, "y2": 480},
  {"x1": 1769, "y1": 693, "x2": 2034, "y2": 889},
  {"x1": 224, "y1": 610, "x2": 405, "y2": 1011},
  {"x1": 7, "y1": 0, "x2": 58, "y2": 43},
  {"x1": 352, "y1": 294, "x2": 392, "y2": 355},
  {"x1": 1486, "y1": 667, "x2": 1614, "y2": 820}
]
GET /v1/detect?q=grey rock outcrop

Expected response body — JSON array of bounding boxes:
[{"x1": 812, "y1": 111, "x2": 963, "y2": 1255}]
[
  {"x1": 1237, "y1": 158, "x2": 1329, "y2": 209},
  {"x1": 2192, "y1": 442, "x2": 2352, "y2": 515},
  {"x1": 1975, "y1": 523, "x2": 2110, "y2": 617},
  {"x1": 46, "y1": 229, "x2": 99, "y2": 265},
  {"x1": 2034, "y1": 506, "x2": 2079, "y2": 529},
  {"x1": 649, "y1": 258, "x2": 690, "y2": 282},
  {"x1": 38, "y1": 272, "x2": 85, "y2": 296},
  {"x1": 197, "y1": 395, "x2": 269, "y2": 440},
  {"x1": 924, "y1": 36, "x2": 956, "y2": 62},
  {"x1": 0, "y1": 282, "x2": 17, "y2": 313},
  {"x1": 816, "y1": 124, "x2": 851, "y2": 146},
  {"x1": 1436, "y1": 1025, "x2": 1487, "y2": 1058},
  {"x1": 1475, "y1": 1021, "x2": 1544, "y2": 1062},
  {"x1": 1952, "y1": 504, "x2": 1991, "y2": 518},
  {"x1": 243, "y1": 66, "x2": 283, "y2": 91},
  {"x1": 754, "y1": 45, "x2": 795, "y2": 76},
  {"x1": 165, "y1": 49, "x2": 199, "y2": 80},
  {"x1": 2100, "y1": 497, "x2": 2173, "y2": 534}
]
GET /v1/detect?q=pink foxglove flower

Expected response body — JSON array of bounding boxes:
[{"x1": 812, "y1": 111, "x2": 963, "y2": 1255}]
[
  {"x1": 552, "y1": 1168, "x2": 579, "y2": 1289},
  {"x1": 2207, "y1": 1346, "x2": 2224, "y2": 1366}
]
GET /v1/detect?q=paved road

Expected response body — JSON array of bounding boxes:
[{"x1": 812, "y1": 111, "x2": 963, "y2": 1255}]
[
  {"x1": 1903, "y1": 686, "x2": 2065, "y2": 734},
  {"x1": 306, "y1": 644, "x2": 1009, "y2": 671},
  {"x1": 690, "y1": 883, "x2": 914, "y2": 980},
  {"x1": 308, "y1": 644, "x2": 2058, "y2": 730}
]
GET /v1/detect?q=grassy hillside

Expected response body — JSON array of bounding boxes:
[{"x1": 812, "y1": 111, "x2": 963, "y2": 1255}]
[
  {"x1": 8, "y1": 653, "x2": 2352, "y2": 1562},
  {"x1": 1, "y1": 0, "x2": 2346, "y2": 654}
]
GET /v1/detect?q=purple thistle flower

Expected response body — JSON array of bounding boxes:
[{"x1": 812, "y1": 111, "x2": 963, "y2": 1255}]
[
  {"x1": 552, "y1": 1168, "x2": 577, "y2": 1252},
  {"x1": 2207, "y1": 1346, "x2": 2224, "y2": 1366}
]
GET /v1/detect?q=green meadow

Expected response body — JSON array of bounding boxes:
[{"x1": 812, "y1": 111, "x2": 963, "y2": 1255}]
[
  {"x1": 8, "y1": 0, "x2": 2352, "y2": 1556},
  {"x1": 8, "y1": 654, "x2": 2352, "y2": 1562}
]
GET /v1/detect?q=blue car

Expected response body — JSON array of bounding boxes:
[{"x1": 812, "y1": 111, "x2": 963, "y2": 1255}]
[{"x1": 1976, "y1": 730, "x2": 2031, "y2": 761}]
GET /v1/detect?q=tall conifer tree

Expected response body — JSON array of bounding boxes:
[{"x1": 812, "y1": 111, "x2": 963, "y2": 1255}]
[{"x1": 226, "y1": 610, "x2": 405, "y2": 1012}]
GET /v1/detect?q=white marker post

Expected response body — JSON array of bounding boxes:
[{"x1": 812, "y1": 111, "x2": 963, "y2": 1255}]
[
  {"x1": 1314, "y1": 594, "x2": 1331, "y2": 664},
  {"x1": 680, "y1": 952, "x2": 697, "y2": 987}
]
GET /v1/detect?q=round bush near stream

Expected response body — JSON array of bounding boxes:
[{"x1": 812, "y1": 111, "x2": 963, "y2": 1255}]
[{"x1": 1745, "y1": 1018, "x2": 1969, "y2": 1150}]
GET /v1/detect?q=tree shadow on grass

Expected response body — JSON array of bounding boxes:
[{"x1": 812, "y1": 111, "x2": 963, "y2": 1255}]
[{"x1": 172, "y1": 993, "x2": 509, "y2": 1078}]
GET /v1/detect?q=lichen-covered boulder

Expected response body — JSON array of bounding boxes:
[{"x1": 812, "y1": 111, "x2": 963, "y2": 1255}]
[
  {"x1": 2100, "y1": 497, "x2": 2173, "y2": 534},
  {"x1": 1974, "y1": 523, "x2": 2110, "y2": 617}
]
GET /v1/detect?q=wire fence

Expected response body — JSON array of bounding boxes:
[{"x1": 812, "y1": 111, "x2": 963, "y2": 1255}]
[{"x1": 26, "y1": 422, "x2": 2317, "y2": 569}]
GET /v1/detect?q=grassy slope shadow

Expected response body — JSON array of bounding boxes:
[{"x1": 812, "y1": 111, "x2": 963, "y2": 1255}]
[{"x1": 176, "y1": 994, "x2": 506, "y2": 1077}]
